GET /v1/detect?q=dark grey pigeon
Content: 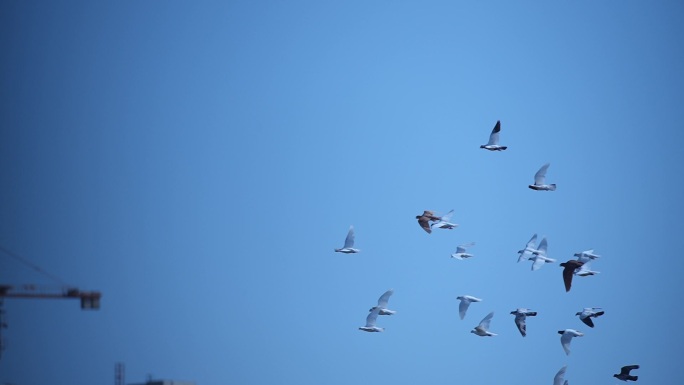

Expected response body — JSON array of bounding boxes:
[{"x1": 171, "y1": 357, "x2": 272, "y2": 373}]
[
  {"x1": 576, "y1": 307, "x2": 605, "y2": 328},
  {"x1": 510, "y1": 308, "x2": 537, "y2": 337},
  {"x1": 614, "y1": 365, "x2": 639, "y2": 381}
]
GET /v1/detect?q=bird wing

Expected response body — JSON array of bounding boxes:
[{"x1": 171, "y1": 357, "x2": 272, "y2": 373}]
[
  {"x1": 365, "y1": 308, "x2": 380, "y2": 327},
  {"x1": 533, "y1": 163, "x2": 550, "y2": 185},
  {"x1": 553, "y1": 366, "x2": 567, "y2": 385},
  {"x1": 423, "y1": 210, "x2": 441, "y2": 221},
  {"x1": 458, "y1": 299, "x2": 471, "y2": 320},
  {"x1": 562, "y1": 263, "x2": 581, "y2": 292},
  {"x1": 560, "y1": 332, "x2": 575, "y2": 354},
  {"x1": 478, "y1": 312, "x2": 494, "y2": 330},
  {"x1": 537, "y1": 237, "x2": 548, "y2": 255},
  {"x1": 440, "y1": 209, "x2": 454, "y2": 222},
  {"x1": 376, "y1": 289, "x2": 393, "y2": 308},
  {"x1": 456, "y1": 242, "x2": 475, "y2": 253},
  {"x1": 514, "y1": 313, "x2": 527, "y2": 337},
  {"x1": 343, "y1": 226, "x2": 355, "y2": 248},
  {"x1": 579, "y1": 315, "x2": 595, "y2": 328},
  {"x1": 563, "y1": 268, "x2": 574, "y2": 291},
  {"x1": 525, "y1": 234, "x2": 537, "y2": 249},
  {"x1": 621, "y1": 365, "x2": 639, "y2": 374},
  {"x1": 486, "y1": 120, "x2": 501, "y2": 145},
  {"x1": 418, "y1": 217, "x2": 432, "y2": 233}
]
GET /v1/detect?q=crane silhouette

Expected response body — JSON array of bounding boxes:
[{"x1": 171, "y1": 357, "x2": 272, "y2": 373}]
[{"x1": 0, "y1": 246, "x2": 102, "y2": 359}]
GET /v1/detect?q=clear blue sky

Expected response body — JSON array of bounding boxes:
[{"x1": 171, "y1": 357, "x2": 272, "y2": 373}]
[{"x1": 1, "y1": 1, "x2": 683, "y2": 384}]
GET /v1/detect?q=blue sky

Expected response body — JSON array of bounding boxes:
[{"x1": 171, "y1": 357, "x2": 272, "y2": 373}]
[{"x1": 1, "y1": 1, "x2": 683, "y2": 384}]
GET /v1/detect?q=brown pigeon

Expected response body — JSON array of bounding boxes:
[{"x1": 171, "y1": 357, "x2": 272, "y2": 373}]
[
  {"x1": 415, "y1": 210, "x2": 441, "y2": 234},
  {"x1": 560, "y1": 260, "x2": 584, "y2": 292}
]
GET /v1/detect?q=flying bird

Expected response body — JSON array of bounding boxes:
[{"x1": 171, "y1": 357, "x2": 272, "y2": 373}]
[
  {"x1": 553, "y1": 365, "x2": 569, "y2": 385},
  {"x1": 359, "y1": 307, "x2": 384, "y2": 332},
  {"x1": 614, "y1": 365, "x2": 639, "y2": 381},
  {"x1": 471, "y1": 311, "x2": 497, "y2": 336},
  {"x1": 431, "y1": 209, "x2": 458, "y2": 230},
  {"x1": 528, "y1": 163, "x2": 556, "y2": 191},
  {"x1": 560, "y1": 260, "x2": 584, "y2": 291},
  {"x1": 517, "y1": 233, "x2": 538, "y2": 262},
  {"x1": 528, "y1": 237, "x2": 556, "y2": 271},
  {"x1": 558, "y1": 329, "x2": 583, "y2": 355},
  {"x1": 456, "y1": 295, "x2": 482, "y2": 320},
  {"x1": 480, "y1": 120, "x2": 507, "y2": 151},
  {"x1": 334, "y1": 226, "x2": 360, "y2": 253},
  {"x1": 510, "y1": 308, "x2": 537, "y2": 337},
  {"x1": 574, "y1": 249, "x2": 601, "y2": 263},
  {"x1": 451, "y1": 242, "x2": 475, "y2": 260},
  {"x1": 576, "y1": 307, "x2": 604, "y2": 328},
  {"x1": 416, "y1": 210, "x2": 441, "y2": 234},
  {"x1": 369, "y1": 289, "x2": 396, "y2": 315}
]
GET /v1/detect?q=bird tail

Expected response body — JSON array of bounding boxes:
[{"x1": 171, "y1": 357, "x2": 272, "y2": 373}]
[
  {"x1": 632, "y1": 376, "x2": 638, "y2": 381},
  {"x1": 549, "y1": 184, "x2": 557, "y2": 191},
  {"x1": 500, "y1": 146, "x2": 507, "y2": 150}
]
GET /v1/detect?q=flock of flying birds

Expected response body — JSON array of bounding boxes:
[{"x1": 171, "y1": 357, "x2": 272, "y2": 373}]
[{"x1": 334, "y1": 121, "x2": 640, "y2": 384}]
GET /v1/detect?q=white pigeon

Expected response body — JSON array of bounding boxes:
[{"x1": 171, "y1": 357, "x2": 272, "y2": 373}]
[
  {"x1": 510, "y1": 308, "x2": 537, "y2": 337},
  {"x1": 334, "y1": 226, "x2": 360, "y2": 253},
  {"x1": 369, "y1": 289, "x2": 396, "y2": 315},
  {"x1": 517, "y1": 233, "x2": 538, "y2": 262},
  {"x1": 528, "y1": 163, "x2": 556, "y2": 191},
  {"x1": 576, "y1": 307, "x2": 604, "y2": 328},
  {"x1": 471, "y1": 311, "x2": 497, "y2": 336},
  {"x1": 451, "y1": 242, "x2": 476, "y2": 260},
  {"x1": 359, "y1": 307, "x2": 384, "y2": 332},
  {"x1": 431, "y1": 209, "x2": 458, "y2": 230},
  {"x1": 480, "y1": 120, "x2": 507, "y2": 151},
  {"x1": 574, "y1": 261, "x2": 600, "y2": 276},
  {"x1": 558, "y1": 329, "x2": 584, "y2": 355},
  {"x1": 528, "y1": 237, "x2": 556, "y2": 270},
  {"x1": 456, "y1": 295, "x2": 482, "y2": 320},
  {"x1": 574, "y1": 249, "x2": 600, "y2": 263},
  {"x1": 553, "y1": 365, "x2": 569, "y2": 385}
]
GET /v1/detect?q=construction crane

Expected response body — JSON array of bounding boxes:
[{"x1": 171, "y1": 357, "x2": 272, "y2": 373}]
[
  {"x1": 0, "y1": 246, "x2": 102, "y2": 360},
  {"x1": 0, "y1": 245, "x2": 102, "y2": 309}
]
